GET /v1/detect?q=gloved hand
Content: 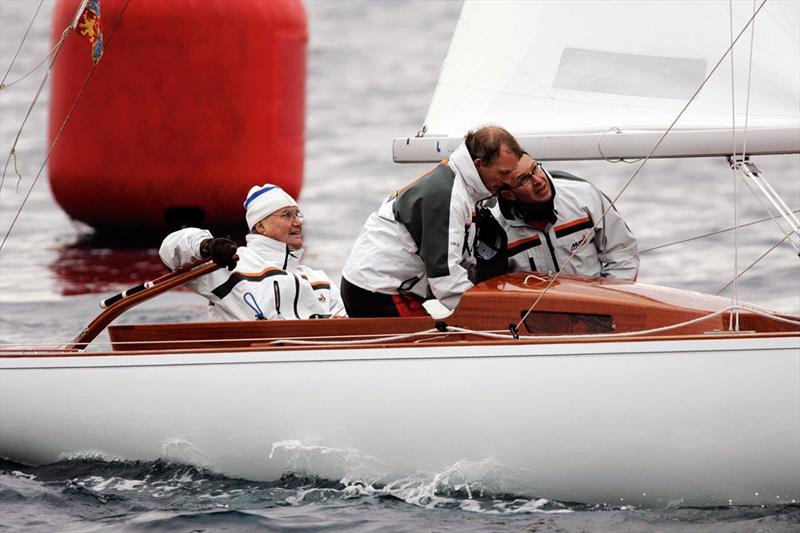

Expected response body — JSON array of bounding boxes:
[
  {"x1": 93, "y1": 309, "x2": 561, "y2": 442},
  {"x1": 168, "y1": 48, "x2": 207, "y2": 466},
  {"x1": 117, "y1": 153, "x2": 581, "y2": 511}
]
[{"x1": 200, "y1": 237, "x2": 239, "y2": 270}]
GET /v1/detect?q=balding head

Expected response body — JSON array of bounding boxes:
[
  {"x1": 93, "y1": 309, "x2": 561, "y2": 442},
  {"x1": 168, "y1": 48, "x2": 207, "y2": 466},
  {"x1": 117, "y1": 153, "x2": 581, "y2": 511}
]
[
  {"x1": 464, "y1": 126, "x2": 523, "y2": 166},
  {"x1": 464, "y1": 126, "x2": 523, "y2": 193}
]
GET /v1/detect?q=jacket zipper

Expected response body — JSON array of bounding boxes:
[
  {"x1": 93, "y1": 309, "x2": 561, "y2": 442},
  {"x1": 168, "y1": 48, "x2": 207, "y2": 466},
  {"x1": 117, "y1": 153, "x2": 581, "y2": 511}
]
[
  {"x1": 273, "y1": 280, "x2": 282, "y2": 317},
  {"x1": 292, "y1": 274, "x2": 301, "y2": 319},
  {"x1": 543, "y1": 231, "x2": 560, "y2": 272}
]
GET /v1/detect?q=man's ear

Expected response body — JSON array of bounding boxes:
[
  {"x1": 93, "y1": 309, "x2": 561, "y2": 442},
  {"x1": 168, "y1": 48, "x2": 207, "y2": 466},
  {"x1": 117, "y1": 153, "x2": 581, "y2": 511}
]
[
  {"x1": 473, "y1": 158, "x2": 483, "y2": 170},
  {"x1": 499, "y1": 189, "x2": 515, "y2": 201}
]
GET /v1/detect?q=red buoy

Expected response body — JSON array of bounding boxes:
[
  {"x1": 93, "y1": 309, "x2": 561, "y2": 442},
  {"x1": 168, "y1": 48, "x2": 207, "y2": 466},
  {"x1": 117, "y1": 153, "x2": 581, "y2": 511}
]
[{"x1": 48, "y1": 0, "x2": 307, "y2": 232}]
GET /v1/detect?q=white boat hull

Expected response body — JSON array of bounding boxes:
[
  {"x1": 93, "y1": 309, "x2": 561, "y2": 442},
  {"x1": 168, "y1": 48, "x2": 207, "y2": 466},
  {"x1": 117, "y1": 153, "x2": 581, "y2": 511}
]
[{"x1": 2, "y1": 335, "x2": 798, "y2": 507}]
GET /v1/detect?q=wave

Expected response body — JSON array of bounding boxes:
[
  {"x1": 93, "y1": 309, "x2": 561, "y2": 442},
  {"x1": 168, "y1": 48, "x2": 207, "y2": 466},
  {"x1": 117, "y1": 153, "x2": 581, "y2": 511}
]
[{"x1": 2, "y1": 456, "x2": 798, "y2": 533}]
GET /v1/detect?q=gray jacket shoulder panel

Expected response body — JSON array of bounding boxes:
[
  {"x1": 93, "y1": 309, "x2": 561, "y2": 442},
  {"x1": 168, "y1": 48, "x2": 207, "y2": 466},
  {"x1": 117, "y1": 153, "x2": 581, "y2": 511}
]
[{"x1": 392, "y1": 164, "x2": 457, "y2": 278}]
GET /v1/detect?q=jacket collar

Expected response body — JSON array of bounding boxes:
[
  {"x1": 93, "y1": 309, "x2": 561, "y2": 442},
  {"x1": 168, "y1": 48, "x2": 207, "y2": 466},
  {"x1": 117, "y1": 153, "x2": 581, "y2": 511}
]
[
  {"x1": 449, "y1": 143, "x2": 492, "y2": 203},
  {"x1": 245, "y1": 233, "x2": 304, "y2": 270}
]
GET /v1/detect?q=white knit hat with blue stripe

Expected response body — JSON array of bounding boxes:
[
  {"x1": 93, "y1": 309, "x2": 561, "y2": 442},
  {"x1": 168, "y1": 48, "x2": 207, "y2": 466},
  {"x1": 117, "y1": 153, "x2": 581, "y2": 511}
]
[{"x1": 243, "y1": 183, "x2": 298, "y2": 230}]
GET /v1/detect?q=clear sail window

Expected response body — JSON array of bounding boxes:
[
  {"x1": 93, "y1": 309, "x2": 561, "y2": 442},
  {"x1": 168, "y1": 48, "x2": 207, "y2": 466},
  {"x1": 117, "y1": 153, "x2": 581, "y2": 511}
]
[{"x1": 552, "y1": 47, "x2": 707, "y2": 100}]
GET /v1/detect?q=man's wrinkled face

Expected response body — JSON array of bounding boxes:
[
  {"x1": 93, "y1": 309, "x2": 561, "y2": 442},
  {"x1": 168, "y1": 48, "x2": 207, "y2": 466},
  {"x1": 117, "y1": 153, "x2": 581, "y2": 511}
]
[
  {"x1": 255, "y1": 207, "x2": 304, "y2": 250},
  {"x1": 474, "y1": 144, "x2": 521, "y2": 194},
  {"x1": 500, "y1": 153, "x2": 552, "y2": 205}
]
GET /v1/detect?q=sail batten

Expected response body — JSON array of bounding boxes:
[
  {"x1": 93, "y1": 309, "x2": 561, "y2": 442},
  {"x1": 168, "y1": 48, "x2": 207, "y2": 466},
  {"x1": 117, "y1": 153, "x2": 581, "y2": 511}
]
[{"x1": 395, "y1": 0, "x2": 800, "y2": 162}]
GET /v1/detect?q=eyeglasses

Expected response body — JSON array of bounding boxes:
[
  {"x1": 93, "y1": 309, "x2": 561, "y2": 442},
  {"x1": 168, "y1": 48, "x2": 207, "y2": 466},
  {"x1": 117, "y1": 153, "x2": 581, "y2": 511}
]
[
  {"x1": 270, "y1": 209, "x2": 303, "y2": 221},
  {"x1": 510, "y1": 160, "x2": 542, "y2": 189}
]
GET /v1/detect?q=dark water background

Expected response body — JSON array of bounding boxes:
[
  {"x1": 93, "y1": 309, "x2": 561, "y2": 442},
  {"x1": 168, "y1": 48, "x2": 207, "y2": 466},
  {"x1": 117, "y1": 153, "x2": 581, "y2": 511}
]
[{"x1": 1, "y1": 0, "x2": 799, "y2": 531}]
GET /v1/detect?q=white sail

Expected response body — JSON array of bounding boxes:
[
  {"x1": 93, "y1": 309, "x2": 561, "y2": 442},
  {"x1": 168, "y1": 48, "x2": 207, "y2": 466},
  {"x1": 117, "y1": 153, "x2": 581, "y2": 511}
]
[{"x1": 394, "y1": 0, "x2": 800, "y2": 161}]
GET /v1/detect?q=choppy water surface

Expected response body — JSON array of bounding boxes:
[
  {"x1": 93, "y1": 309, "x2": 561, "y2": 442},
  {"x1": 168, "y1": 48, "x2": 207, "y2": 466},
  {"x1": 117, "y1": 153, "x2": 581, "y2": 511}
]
[
  {"x1": 2, "y1": 457, "x2": 799, "y2": 532},
  {"x1": 1, "y1": 0, "x2": 799, "y2": 531}
]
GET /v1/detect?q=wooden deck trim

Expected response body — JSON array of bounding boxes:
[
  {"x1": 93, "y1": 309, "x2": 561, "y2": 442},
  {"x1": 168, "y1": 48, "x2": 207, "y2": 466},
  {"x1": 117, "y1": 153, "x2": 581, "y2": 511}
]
[{"x1": 1, "y1": 331, "x2": 797, "y2": 358}]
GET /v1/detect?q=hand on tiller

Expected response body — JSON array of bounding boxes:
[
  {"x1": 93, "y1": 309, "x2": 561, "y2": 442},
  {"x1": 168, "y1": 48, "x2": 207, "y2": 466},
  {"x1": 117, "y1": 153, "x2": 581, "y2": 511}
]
[{"x1": 200, "y1": 238, "x2": 239, "y2": 270}]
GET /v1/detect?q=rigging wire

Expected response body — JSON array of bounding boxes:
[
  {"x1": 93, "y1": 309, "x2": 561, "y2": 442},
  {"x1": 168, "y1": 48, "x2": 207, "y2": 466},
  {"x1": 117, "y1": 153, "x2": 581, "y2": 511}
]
[
  {"x1": 1, "y1": 39, "x2": 64, "y2": 90},
  {"x1": 728, "y1": 0, "x2": 741, "y2": 331},
  {"x1": 0, "y1": 0, "x2": 45, "y2": 89},
  {"x1": 0, "y1": 0, "x2": 133, "y2": 253},
  {"x1": 729, "y1": 0, "x2": 760, "y2": 328},
  {"x1": 0, "y1": 27, "x2": 71, "y2": 195},
  {"x1": 715, "y1": 232, "x2": 790, "y2": 296},
  {"x1": 741, "y1": 0, "x2": 758, "y2": 160},
  {"x1": 639, "y1": 210, "x2": 800, "y2": 254},
  {"x1": 514, "y1": 0, "x2": 770, "y2": 335}
]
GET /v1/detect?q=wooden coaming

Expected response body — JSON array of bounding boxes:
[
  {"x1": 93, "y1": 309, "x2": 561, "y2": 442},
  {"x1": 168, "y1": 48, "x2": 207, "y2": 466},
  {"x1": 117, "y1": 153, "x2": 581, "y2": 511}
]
[{"x1": 101, "y1": 273, "x2": 798, "y2": 353}]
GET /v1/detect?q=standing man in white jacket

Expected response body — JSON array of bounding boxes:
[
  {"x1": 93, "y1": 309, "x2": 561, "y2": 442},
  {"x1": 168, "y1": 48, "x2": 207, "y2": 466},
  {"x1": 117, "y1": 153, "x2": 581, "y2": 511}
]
[
  {"x1": 160, "y1": 184, "x2": 346, "y2": 321},
  {"x1": 341, "y1": 126, "x2": 524, "y2": 317},
  {"x1": 473, "y1": 153, "x2": 639, "y2": 282}
]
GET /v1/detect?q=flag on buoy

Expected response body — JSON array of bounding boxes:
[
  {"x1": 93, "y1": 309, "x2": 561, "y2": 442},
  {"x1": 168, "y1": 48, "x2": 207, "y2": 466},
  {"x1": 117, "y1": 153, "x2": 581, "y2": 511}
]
[{"x1": 74, "y1": 0, "x2": 104, "y2": 64}]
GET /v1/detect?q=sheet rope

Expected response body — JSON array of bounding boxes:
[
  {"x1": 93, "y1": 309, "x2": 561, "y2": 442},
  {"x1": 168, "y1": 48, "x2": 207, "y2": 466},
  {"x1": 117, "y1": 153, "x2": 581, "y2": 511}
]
[{"x1": 272, "y1": 304, "x2": 799, "y2": 345}]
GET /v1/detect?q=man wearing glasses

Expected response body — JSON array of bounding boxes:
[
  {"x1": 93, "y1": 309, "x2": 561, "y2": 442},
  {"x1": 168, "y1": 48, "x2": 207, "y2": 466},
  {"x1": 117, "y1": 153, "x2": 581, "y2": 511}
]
[
  {"x1": 473, "y1": 153, "x2": 639, "y2": 282},
  {"x1": 160, "y1": 183, "x2": 346, "y2": 321}
]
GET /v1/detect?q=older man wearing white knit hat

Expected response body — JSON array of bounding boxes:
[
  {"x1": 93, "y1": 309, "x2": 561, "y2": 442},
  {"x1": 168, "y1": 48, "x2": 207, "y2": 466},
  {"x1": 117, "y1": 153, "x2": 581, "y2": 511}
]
[{"x1": 160, "y1": 183, "x2": 346, "y2": 321}]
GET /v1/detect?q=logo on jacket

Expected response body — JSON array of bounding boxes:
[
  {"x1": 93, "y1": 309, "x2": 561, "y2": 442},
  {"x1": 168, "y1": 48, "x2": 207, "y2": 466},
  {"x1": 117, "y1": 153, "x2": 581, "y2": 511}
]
[
  {"x1": 318, "y1": 294, "x2": 326, "y2": 303},
  {"x1": 570, "y1": 240, "x2": 583, "y2": 252}
]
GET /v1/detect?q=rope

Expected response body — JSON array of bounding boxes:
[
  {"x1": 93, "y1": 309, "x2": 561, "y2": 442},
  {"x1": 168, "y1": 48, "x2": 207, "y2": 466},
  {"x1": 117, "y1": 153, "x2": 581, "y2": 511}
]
[
  {"x1": 0, "y1": 0, "x2": 133, "y2": 253},
  {"x1": 639, "y1": 211, "x2": 800, "y2": 254},
  {"x1": 270, "y1": 328, "x2": 446, "y2": 346},
  {"x1": 716, "y1": 232, "x2": 790, "y2": 295},
  {"x1": 0, "y1": 328, "x2": 510, "y2": 349},
  {"x1": 596, "y1": 127, "x2": 642, "y2": 164},
  {"x1": 457, "y1": 304, "x2": 799, "y2": 342},
  {"x1": 731, "y1": 0, "x2": 760, "y2": 329},
  {"x1": 741, "y1": 0, "x2": 758, "y2": 160},
  {"x1": 728, "y1": 0, "x2": 740, "y2": 331},
  {"x1": 0, "y1": 27, "x2": 71, "y2": 195},
  {"x1": 515, "y1": 0, "x2": 770, "y2": 333},
  {"x1": 1, "y1": 39, "x2": 63, "y2": 90},
  {"x1": 0, "y1": 0, "x2": 45, "y2": 89}
]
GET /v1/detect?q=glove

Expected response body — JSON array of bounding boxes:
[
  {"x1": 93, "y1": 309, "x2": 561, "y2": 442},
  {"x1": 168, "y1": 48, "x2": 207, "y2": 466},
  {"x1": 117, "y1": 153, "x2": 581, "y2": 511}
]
[{"x1": 200, "y1": 237, "x2": 239, "y2": 270}]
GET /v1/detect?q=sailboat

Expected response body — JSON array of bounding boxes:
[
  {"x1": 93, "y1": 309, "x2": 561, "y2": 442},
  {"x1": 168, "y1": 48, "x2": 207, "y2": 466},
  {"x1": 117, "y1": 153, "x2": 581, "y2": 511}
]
[{"x1": 1, "y1": 0, "x2": 798, "y2": 508}]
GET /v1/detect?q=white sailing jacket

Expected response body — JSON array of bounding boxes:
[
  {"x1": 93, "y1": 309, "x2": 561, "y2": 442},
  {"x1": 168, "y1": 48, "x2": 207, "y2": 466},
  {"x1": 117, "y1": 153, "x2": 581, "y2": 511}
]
[
  {"x1": 342, "y1": 143, "x2": 491, "y2": 311},
  {"x1": 487, "y1": 171, "x2": 639, "y2": 280},
  {"x1": 160, "y1": 228, "x2": 346, "y2": 321}
]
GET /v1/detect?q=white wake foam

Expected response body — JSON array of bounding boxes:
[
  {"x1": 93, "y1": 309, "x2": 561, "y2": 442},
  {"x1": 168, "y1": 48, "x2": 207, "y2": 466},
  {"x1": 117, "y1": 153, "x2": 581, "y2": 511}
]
[{"x1": 268, "y1": 439, "x2": 571, "y2": 514}]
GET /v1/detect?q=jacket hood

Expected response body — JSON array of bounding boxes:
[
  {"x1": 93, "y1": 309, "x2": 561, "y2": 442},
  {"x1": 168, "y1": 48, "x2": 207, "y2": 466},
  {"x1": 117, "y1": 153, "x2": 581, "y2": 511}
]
[{"x1": 449, "y1": 143, "x2": 492, "y2": 203}]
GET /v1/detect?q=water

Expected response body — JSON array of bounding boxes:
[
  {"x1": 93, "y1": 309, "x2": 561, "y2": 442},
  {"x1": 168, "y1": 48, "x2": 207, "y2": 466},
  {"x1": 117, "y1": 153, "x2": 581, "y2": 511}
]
[
  {"x1": 2, "y1": 457, "x2": 799, "y2": 532},
  {"x1": 1, "y1": 0, "x2": 799, "y2": 530}
]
